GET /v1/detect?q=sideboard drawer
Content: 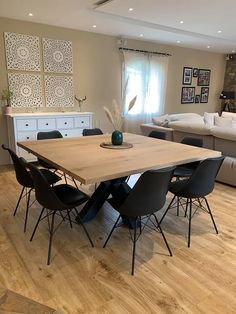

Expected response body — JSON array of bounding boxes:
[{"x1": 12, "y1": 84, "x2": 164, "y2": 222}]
[
  {"x1": 56, "y1": 117, "x2": 74, "y2": 129},
  {"x1": 74, "y1": 116, "x2": 90, "y2": 128},
  {"x1": 60, "y1": 129, "x2": 83, "y2": 138},
  {"x1": 38, "y1": 118, "x2": 56, "y2": 130},
  {"x1": 17, "y1": 131, "x2": 37, "y2": 141},
  {"x1": 16, "y1": 119, "x2": 37, "y2": 131}
]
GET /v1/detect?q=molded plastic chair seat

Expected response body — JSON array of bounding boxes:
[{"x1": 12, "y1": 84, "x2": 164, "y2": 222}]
[
  {"x1": 103, "y1": 166, "x2": 175, "y2": 275},
  {"x1": 52, "y1": 184, "x2": 89, "y2": 206},
  {"x1": 1, "y1": 144, "x2": 61, "y2": 232},
  {"x1": 82, "y1": 128, "x2": 103, "y2": 136},
  {"x1": 160, "y1": 156, "x2": 225, "y2": 247},
  {"x1": 28, "y1": 163, "x2": 94, "y2": 265},
  {"x1": 173, "y1": 137, "x2": 203, "y2": 179}
]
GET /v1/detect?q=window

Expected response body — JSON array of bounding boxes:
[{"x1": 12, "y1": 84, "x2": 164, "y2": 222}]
[{"x1": 122, "y1": 51, "x2": 169, "y2": 133}]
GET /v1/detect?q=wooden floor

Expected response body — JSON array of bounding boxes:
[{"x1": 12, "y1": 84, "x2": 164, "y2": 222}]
[{"x1": 0, "y1": 165, "x2": 236, "y2": 313}]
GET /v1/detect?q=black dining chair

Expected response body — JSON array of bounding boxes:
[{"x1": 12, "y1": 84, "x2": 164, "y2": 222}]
[
  {"x1": 103, "y1": 166, "x2": 175, "y2": 275},
  {"x1": 27, "y1": 163, "x2": 94, "y2": 265},
  {"x1": 159, "y1": 156, "x2": 224, "y2": 247},
  {"x1": 37, "y1": 130, "x2": 78, "y2": 188},
  {"x1": 148, "y1": 130, "x2": 166, "y2": 140},
  {"x1": 173, "y1": 137, "x2": 203, "y2": 180},
  {"x1": 82, "y1": 128, "x2": 103, "y2": 136},
  {"x1": 1, "y1": 144, "x2": 61, "y2": 232}
]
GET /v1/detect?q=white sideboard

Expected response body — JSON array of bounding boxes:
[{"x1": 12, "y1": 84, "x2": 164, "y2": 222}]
[{"x1": 6, "y1": 112, "x2": 93, "y2": 161}]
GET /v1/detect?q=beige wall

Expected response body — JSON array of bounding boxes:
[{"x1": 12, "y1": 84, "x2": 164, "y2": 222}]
[{"x1": 0, "y1": 17, "x2": 226, "y2": 165}]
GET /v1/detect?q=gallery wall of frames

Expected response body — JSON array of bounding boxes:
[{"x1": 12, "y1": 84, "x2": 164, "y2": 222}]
[
  {"x1": 4, "y1": 32, "x2": 74, "y2": 108},
  {"x1": 181, "y1": 67, "x2": 211, "y2": 104}
]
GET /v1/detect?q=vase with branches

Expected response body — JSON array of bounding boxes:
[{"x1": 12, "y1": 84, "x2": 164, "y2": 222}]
[{"x1": 103, "y1": 80, "x2": 137, "y2": 145}]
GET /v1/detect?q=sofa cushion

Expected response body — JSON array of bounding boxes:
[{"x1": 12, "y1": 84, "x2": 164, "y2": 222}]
[
  {"x1": 221, "y1": 111, "x2": 236, "y2": 120},
  {"x1": 211, "y1": 126, "x2": 236, "y2": 141},
  {"x1": 204, "y1": 112, "x2": 219, "y2": 127},
  {"x1": 152, "y1": 114, "x2": 170, "y2": 127},
  {"x1": 169, "y1": 121, "x2": 212, "y2": 135},
  {"x1": 169, "y1": 113, "x2": 203, "y2": 123},
  {"x1": 214, "y1": 116, "x2": 233, "y2": 128}
]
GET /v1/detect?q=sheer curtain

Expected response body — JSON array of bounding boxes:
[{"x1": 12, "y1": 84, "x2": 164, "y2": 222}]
[{"x1": 122, "y1": 50, "x2": 169, "y2": 133}]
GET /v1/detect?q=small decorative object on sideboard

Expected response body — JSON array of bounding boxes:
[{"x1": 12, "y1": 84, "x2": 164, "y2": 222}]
[
  {"x1": 1, "y1": 88, "x2": 13, "y2": 115},
  {"x1": 74, "y1": 95, "x2": 87, "y2": 112},
  {"x1": 104, "y1": 95, "x2": 137, "y2": 145}
]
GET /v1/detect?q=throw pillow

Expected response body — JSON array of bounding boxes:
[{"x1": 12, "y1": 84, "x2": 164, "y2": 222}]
[
  {"x1": 214, "y1": 116, "x2": 233, "y2": 128},
  {"x1": 152, "y1": 114, "x2": 170, "y2": 127},
  {"x1": 204, "y1": 112, "x2": 219, "y2": 127}
]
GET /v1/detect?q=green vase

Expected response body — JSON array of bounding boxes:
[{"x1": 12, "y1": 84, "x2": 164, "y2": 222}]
[{"x1": 111, "y1": 130, "x2": 123, "y2": 145}]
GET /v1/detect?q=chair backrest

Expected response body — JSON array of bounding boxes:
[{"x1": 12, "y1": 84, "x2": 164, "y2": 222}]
[
  {"x1": 37, "y1": 130, "x2": 63, "y2": 140},
  {"x1": 27, "y1": 163, "x2": 65, "y2": 210},
  {"x1": 181, "y1": 137, "x2": 203, "y2": 147},
  {"x1": 1, "y1": 144, "x2": 33, "y2": 188},
  {"x1": 119, "y1": 167, "x2": 175, "y2": 217},
  {"x1": 178, "y1": 156, "x2": 225, "y2": 198},
  {"x1": 148, "y1": 130, "x2": 166, "y2": 140},
  {"x1": 82, "y1": 128, "x2": 103, "y2": 136}
]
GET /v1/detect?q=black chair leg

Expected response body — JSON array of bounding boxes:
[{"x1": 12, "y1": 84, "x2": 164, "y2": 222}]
[
  {"x1": 76, "y1": 213, "x2": 94, "y2": 247},
  {"x1": 30, "y1": 207, "x2": 45, "y2": 241},
  {"x1": 185, "y1": 198, "x2": 189, "y2": 217},
  {"x1": 177, "y1": 197, "x2": 180, "y2": 216},
  {"x1": 67, "y1": 209, "x2": 73, "y2": 228},
  {"x1": 24, "y1": 188, "x2": 32, "y2": 233},
  {"x1": 204, "y1": 197, "x2": 218, "y2": 234},
  {"x1": 72, "y1": 178, "x2": 78, "y2": 189},
  {"x1": 153, "y1": 215, "x2": 172, "y2": 256},
  {"x1": 47, "y1": 211, "x2": 56, "y2": 265},
  {"x1": 13, "y1": 186, "x2": 25, "y2": 216},
  {"x1": 159, "y1": 195, "x2": 176, "y2": 225},
  {"x1": 64, "y1": 173, "x2": 68, "y2": 184},
  {"x1": 131, "y1": 219, "x2": 137, "y2": 276},
  {"x1": 103, "y1": 214, "x2": 121, "y2": 248},
  {"x1": 188, "y1": 200, "x2": 192, "y2": 247}
]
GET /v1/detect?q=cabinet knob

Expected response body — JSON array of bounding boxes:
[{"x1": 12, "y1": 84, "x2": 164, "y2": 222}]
[
  {"x1": 65, "y1": 134, "x2": 67, "y2": 136},
  {"x1": 25, "y1": 124, "x2": 28, "y2": 126},
  {"x1": 81, "y1": 121, "x2": 84, "y2": 124},
  {"x1": 46, "y1": 123, "x2": 49, "y2": 126},
  {"x1": 27, "y1": 137, "x2": 29, "y2": 139},
  {"x1": 64, "y1": 122, "x2": 67, "y2": 124}
]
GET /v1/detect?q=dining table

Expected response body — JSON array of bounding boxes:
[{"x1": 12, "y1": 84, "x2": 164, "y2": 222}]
[{"x1": 18, "y1": 133, "x2": 221, "y2": 221}]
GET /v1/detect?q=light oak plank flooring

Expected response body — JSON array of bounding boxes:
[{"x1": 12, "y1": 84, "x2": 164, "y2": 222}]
[{"x1": 0, "y1": 165, "x2": 236, "y2": 313}]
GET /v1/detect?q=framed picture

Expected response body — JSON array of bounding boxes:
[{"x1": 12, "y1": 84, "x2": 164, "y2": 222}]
[
  {"x1": 193, "y1": 68, "x2": 198, "y2": 77},
  {"x1": 181, "y1": 87, "x2": 195, "y2": 104},
  {"x1": 198, "y1": 69, "x2": 211, "y2": 86},
  {"x1": 182, "y1": 67, "x2": 192, "y2": 85},
  {"x1": 200, "y1": 87, "x2": 209, "y2": 103},
  {"x1": 195, "y1": 95, "x2": 200, "y2": 103}
]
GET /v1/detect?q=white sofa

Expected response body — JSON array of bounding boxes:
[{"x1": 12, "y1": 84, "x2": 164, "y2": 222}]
[{"x1": 140, "y1": 112, "x2": 236, "y2": 187}]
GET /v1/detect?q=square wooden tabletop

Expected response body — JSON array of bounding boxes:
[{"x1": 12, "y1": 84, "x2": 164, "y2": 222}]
[{"x1": 18, "y1": 133, "x2": 221, "y2": 184}]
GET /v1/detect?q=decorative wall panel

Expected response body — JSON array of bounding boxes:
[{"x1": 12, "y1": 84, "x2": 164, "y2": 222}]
[
  {"x1": 44, "y1": 75, "x2": 74, "y2": 107},
  {"x1": 43, "y1": 38, "x2": 73, "y2": 73},
  {"x1": 8, "y1": 73, "x2": 43, "y2": 107},
  {"x1": 4, "y1": 32, "x2": 41, "y2": 71}
]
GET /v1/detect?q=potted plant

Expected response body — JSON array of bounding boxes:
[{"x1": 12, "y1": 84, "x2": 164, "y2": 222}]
[{"x1": 1, "y1": 88, "x2": 13, "y2": 115}]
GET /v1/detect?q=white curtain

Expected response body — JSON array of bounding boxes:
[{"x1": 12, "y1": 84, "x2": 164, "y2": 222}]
[{"x1": 122, "y1": 50, "x2": 169, "y2": 134}]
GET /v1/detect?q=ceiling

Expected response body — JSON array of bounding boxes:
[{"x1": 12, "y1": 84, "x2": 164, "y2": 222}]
[{"x1": 0, "y1": 0, "x2": 236, "y2": 53}]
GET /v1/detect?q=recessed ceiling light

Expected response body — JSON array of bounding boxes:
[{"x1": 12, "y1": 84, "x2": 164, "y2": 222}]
[
  {"x1": 140, "y1": 34, "x2": 144, "y2": 37},
  {"x1": 128, "y1": 7, "x2": 134, "y2": 11},
  {"x1": 232, "y1": 50, "x2": 235, "y2": 53},
  {"x1": 217, "y1": 30, "x2": 222, "y2": 33},
  {"x1": 207, "y1": 45, "x2": 211, "y2": 49},
  {"x1": 177, "y1": 40, "x2": 181, "y2": 43},
  {"x1": 28, "y1": 13, "x2": 33, "y2": 17},
  {"x1": 180, "y1": 21, "x2": 184, "y2": 24},
  {"x1": 92, "y1": 25, "x2": 97, "y2": 28}
]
